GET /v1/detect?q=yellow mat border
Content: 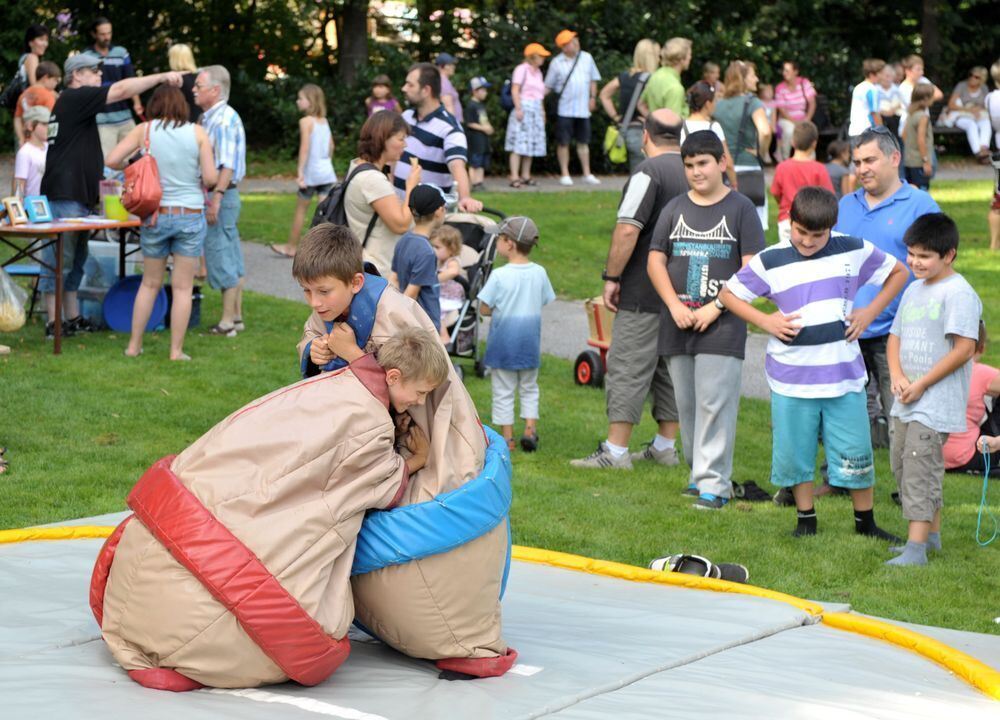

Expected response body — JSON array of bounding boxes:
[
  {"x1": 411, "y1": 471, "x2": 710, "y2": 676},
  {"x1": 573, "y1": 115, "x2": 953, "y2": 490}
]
[{"x1": 2, "y1": 526, "x2": 997, "y2": 700}]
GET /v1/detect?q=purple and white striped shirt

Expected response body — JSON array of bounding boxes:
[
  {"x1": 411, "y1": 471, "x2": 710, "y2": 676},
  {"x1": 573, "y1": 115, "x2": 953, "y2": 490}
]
[{"x1": 726, "y1": 233, "x2": 896, "y2": 398}]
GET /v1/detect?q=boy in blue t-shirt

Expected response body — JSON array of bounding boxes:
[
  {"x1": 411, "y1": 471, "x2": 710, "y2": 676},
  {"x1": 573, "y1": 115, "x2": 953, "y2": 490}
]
[
  {"x1": 721, "y1": 187, "x2": 908, "y2": 540},
  {"x1": 392, "y1": 185, "x2": 443, "y2": 329},
  {"x1": 886, "y1": 213, "x2": 981, "y2": 566},
  {"x1": 478, "y1": 216, "x2": 555, "y2": 453}
]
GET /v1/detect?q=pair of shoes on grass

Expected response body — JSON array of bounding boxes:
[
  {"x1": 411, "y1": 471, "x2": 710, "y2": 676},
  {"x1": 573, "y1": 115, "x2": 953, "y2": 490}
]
[
  {"x1": 570, "y1": 441, "x2": 678, "y2": 470},
  {"x1": 732, "y1": 481, "x2": 771, "y2": 502},
  {"x1": 506, "y1": 433, "x2": 540, "y2": 453}
]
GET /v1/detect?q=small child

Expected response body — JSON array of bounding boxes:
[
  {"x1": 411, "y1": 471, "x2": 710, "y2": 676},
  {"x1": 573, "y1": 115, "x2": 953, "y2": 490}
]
[
  {"x1": 13, "y1": 105, "x2": 49, "y2": 197},
  {"x1": 12, "y1": 60, "x2": 60, "y2": 148},
  {"x1": 464, "y1": 77, "x2": 494, "y2": 190},
  {"x1": 824, "y1": 139, "x2": 852, "y2": 200},
  {"x1": 886, "y1": 212, "x2": 982, "y2": 566},
  {"x1": 270, "y1": 84, "x2": 337, "y2": 258},
  {"x1": 876, "y1": 63, "x2": 903, "y2": 136},
  {"x1": 901, "y1": 84, "x2": 935, "y2": 191},
  {"x1": 769, "y1": 121, "x2": 834, "y2": 244},
  {"x1": 943, "y1": 321, "x2": 1000, "y2": 476},
  {"x1": 757, "y1": 83, "x2": 778, "y2": 163},
  {"x1": 430, "y1": 224, "x2": 466, "y2": 341},
  {"x1": 392, "y1": 185, "x2": 443, "y2": 329},
  {"x1": 848, "y1": 58, "x2": 885, "y2": 137},
  {"x1": 721, "y1": 187, "x2": 908, "y2": 538},
  {"x1": 366, "y1": 74, "x2": 402, "y2": 117},
  {"x1": 478, "y1": 216, "x2": 555, "y2": 452}
]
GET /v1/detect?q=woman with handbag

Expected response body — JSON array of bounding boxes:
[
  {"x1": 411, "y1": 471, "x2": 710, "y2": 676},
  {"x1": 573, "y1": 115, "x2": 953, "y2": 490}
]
[
  {"x1": 714, "y1": 61, "x2": 773, "y2": 230},
  {"x1": 599, "y1": 39, "x2": 659, "y2": 171},
  {"x1": 106, "y1": 85, "x2": 218, "y2": 360},
  {"x1": 505, "y1": 43, "x2": 551, "y2": 188}
]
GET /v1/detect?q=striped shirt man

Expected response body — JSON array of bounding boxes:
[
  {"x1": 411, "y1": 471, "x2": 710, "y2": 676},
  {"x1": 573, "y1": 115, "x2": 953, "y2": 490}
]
[
  {"x1": 393, "y1": 105, "x2": 467, "y2": 196},
  {"x1": 544, "y1": 51, "x2": 601, "y2": 118},
  {"x1": 200, "y1": 101, "x2": 246, "y2": 184},
  {"x1": 726, "y1": 233, "x2": 896, "y2": 398},
  {"x1": 83, "y1": 44, "x2": 135, "y2": 125}
]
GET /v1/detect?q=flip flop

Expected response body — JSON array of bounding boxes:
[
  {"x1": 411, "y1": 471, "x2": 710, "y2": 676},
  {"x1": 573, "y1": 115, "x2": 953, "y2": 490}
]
[
  {"x1": 520, "y1": 178, "x2": 538, "y2": 186},
  {"x1": 648, "y1": 554, "x2": 749, "y2": 584},
  {"x1": 267, "y1": 243, "x2": 294, "y2": 258},
  {"x1": 508, "y1": 179, "x2": 523, "y2": 188}
]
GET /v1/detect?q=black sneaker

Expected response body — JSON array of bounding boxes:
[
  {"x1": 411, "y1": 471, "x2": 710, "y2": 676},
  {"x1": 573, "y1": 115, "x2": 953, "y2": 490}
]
[
  {"x1": 45, "y1": 320, "x2": 75, "y2": 340},
  {"x1": 735, "y1": 481, "x2": 772, "y2": 502},
  {"x1": 520, "y1": 433, "x2": 538, "y2": 453},
  {"x1": 66, "y1": 315, "x2": 96, "y2": 333},
  {"x1": 681, "y1": 484, "x2": 699, "y2": 497},
  {"x1": 773, "y1": 486, "x2": 796, "y2": 507}
]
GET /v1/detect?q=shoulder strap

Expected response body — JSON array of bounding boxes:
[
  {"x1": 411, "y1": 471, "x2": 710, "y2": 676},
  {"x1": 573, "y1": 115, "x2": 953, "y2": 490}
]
[
  {"x1": 620, "y1": 72, "x2": 650, "y2": 130},
  {"x1": 557, "y1": 53, "x2": 583, "y2": 99},
  {"x1": 734, "y1": 96, "x2": 756, "y2": 166}
]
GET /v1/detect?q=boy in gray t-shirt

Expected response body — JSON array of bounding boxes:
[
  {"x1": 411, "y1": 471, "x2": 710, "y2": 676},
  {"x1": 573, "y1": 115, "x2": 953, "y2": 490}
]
[{"x1": 887, "y1": 213, "x2": 981, "y2": 567}]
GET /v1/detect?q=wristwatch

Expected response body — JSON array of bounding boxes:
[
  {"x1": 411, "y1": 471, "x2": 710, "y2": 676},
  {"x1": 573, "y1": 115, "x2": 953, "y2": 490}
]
[
  {"x1": 602, "y1": 270, "x2": 621, "y2": 282},
  {"x1": 713, "y1": 297, "x2": 726, "y2": 311}
]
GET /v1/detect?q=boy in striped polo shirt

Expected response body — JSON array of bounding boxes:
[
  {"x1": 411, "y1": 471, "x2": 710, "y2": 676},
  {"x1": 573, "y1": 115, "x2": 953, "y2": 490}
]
[{"x1": 720, "y1": 187, "x2": 908, "y2": 539}]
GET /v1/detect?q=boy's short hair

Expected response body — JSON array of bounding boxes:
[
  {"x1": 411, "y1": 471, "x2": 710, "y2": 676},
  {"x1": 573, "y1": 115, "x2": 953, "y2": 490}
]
[
  {"x1": 431, "y1": 225, "x2": 463, "y2": 256},
  {"x1": 681, "y1": 129, "x2": 724, "y2": 161},
  {"x1": 826, "y1": 139, "x2": 849, "y2": 161},
  {"x1": 292, "y1": 224, "x2": 363, "y2": 283},
  {"x1": 789, "y1": 186, "x2": 839, "y2": 231},
  {"x1": 903, "y1": 212, "x2": 959, "y2": 257},
  {"x1": 863, "y1": 58, "x2": 886, "y2": 77},
  {"x1": 976, "y1": 320, "x2": 988, "y2": 355},
  {"x1": 36, "y1": 61, "x2": 61, "y2": 82},
  {"x1": 377, "y1": 327, "x2": 450, "y2": 386},
  {"x1": 792, "y1": 121, "x2": 819, "y2": 152},
  {"x1": 910, "y1": 83, "x2": 935, "y2": 105}
]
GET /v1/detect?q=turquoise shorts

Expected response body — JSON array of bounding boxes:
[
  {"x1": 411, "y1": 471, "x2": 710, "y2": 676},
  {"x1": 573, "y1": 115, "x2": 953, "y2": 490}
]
[{"x1": 770, "y1": 390, "x2": 875, "y2": 489}]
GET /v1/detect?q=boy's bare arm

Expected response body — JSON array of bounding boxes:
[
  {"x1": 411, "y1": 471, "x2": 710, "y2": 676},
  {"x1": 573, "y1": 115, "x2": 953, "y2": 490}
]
[
  {"x1": 478, "y1": 302, "x2": 492, "y2": 316},
  {"x1": 719, "y1": 287, "x2": 801, "y2": 343},
  {"x1": 845, "y1": 260, "x2": 908, "y2": 341},
  {"x1": 887, "y1": 333, "x2": 909, "y2": 396},
  {"x1": 647, "y1": 249, "x2": 695, "y2": 329},
  {"x1": 403, "y1": 284, "x2": 421, "y2": 300},
  {"x1": 894, "y1": 335, "x2": 977, "y2": 405}
]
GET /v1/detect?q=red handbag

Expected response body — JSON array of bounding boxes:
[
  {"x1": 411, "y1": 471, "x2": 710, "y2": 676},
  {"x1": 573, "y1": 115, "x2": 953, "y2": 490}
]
[{"x1": 121, "y1": 123, "x2": 162, "y2": 222}]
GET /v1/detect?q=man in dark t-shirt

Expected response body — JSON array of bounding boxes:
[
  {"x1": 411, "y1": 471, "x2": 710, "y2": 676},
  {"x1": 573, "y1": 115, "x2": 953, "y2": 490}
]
[
  {"x1": 572, "y1": 109, "x2": 688, "y2": 471},
  {"x1": 648, "y1": 130, "x2": 765, "y2": 509},
  {"x1": 38, "y1": 53, "x2": 181, "y2": 339}
]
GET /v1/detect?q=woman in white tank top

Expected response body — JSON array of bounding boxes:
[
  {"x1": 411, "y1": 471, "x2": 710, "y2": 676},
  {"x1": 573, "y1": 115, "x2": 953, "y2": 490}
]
[
  {"x1": 270, "y1": 84, "x2": 338, "y2": 258},
  {"x1": 105, "y1": 86, "x2": 218, "y2": 361}
]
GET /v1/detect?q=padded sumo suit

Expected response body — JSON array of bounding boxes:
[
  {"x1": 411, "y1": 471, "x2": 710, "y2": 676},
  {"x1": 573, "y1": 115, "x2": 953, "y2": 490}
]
[{"x1": 90, "y1": 276, "x2": 513, "y2": 690}]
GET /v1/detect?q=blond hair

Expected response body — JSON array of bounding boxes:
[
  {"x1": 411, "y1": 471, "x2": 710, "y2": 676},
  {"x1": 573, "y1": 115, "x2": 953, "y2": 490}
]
[
  {"x1": 862, "y1": 58, "x2": 886, "y2": 78},
  {"x1": 299, "y1": 83, "x2": 327, "y2": 118},
  {"x1": 431, "y1": 225, "x2": 463, "y2": 257},
  {"x1": 723, "y1": 60, "x2": 756, "y2": 98},
  {"x1": 377, "y1": 327, "x2": 450, "y2": 385},
  {"x1": 168, "y1": 44, "x2": 197, "y2": 72},
  {"x1": 991, "y1": 60, "x2": 1000, "y2": 85},
  {"x1": 661, "y1": 37, "x2": 692, "y2": 67},
  {"x1": 632, "y1": 39, "x2": 661, "y2": 74}
]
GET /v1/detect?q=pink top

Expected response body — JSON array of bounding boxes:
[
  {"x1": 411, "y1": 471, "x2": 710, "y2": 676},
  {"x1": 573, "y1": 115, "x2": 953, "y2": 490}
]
[
  {"x1": 367, "y1": 97, "x2": 400, "y2": 117},
  {"x1": 774, "y1": 77, "x2": 817, "y2": 122},
  {"x1": 512, "y1": 63, "x2": 545, "y2": 102},
  {"x1": 944, "y1": 363, "x2": 1000, "y2": 468}
]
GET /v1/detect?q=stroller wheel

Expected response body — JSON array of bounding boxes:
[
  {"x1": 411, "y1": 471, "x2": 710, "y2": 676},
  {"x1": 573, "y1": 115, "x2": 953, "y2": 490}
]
[{"x1": 574, "y1": 350, "x2": 604, "y2": 387}]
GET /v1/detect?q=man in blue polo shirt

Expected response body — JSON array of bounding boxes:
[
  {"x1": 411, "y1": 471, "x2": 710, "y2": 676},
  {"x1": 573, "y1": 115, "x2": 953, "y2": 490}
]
[{"x1": 834, "y1": 125, "x2": 940, "y2": 444}]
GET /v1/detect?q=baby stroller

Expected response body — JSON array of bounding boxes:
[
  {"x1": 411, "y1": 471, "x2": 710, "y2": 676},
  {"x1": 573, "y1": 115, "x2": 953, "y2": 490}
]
[{"x1": 439, "y1": 208, "x2": 505, "y2": 379}]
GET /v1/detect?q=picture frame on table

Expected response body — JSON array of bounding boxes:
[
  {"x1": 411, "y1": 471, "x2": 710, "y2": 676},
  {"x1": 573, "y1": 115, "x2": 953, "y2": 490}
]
[
  {"x1": 2, "y1": 196, "x2": 28, "y2": 226},
  {"x1": 24, "y1": 195, "x2": 53, "y2": 223}
]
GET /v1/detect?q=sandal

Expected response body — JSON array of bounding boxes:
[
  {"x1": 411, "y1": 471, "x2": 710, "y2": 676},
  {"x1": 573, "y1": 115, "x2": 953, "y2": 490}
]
[
  {"x1": 267, "y1": 243, "x2": 295, "y2": 258},
  {"x1": 520, "y1": 178, "x2": 538, "y2": 186},
  {"x1": 508, "y1": 179, "x2": 523, "y2": 188},
  {"x1": 209, "y1": 323, "x2": 237, "y2": 337}
]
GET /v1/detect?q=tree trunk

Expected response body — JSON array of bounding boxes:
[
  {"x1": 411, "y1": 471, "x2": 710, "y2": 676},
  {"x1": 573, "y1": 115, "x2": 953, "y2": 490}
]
[
  {"x1": 921, "y1": 0, "x2": 940, "y2": 77},
  {"x1": 337, "y1": 0, "x2": 369, "y2": 86}
]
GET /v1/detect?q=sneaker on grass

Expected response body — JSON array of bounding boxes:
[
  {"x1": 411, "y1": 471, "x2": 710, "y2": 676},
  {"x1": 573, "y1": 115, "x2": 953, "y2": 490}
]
[
  {"x1": 569, "y1": 442, "x2": 633, "y2": 469},
  {"x1": 558, "y1": 175, "x2": 573, "y2": 186},
  {"x1": 681, "y1": 484, "x2": 699, "y2": 497},
  {"x1": 773, "y1": 486, "x2": 795, "y2": 507},
  {"x1": 693, "y1": 494, "x2": 728, "y2": 510},
  {"x1": 733, "y1": 481, "x2": 772, "y2": 502},
  {"x1": 629, "y1": 443, "x2": 679, "y2": 467}
]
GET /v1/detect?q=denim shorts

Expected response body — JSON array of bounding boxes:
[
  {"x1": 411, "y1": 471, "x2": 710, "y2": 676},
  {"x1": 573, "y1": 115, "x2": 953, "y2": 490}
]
[
  {"x1": 469, "y1": 153, "x2": 490, "y2": 169},
  {"x1": 39, "y1": 199, "x2": 92, "y2": 294},
  {"x1": 141, "y1": 212, "x2": 206, "y2": 259},
  {"x1": 204, "y1": 189, "x2": 244, "y2": 290},
  {"x1": 297, "y1": 183, "x2": 334, "y2": 200}
]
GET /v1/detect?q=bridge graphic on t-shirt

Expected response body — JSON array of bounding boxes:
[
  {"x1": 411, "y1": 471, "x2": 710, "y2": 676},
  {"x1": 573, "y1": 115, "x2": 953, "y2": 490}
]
[{"x1": 669, "y1": 215, "x2": 737, "y2": 305}]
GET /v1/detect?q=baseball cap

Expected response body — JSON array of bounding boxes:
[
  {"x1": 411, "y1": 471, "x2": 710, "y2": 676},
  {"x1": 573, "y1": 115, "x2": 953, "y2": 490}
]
[
  {"x1": 64, "y1": 53, "x2": 102, "y2": 77},
  {"x1": 497, "y1": 216, "x2": 539, "y2": 245},
  {"x1": 435, "y1": 52, "x2": 457, "y2": 66},
  {"x1": 409, "y1": 184, "x2": 447, "y2": 216},
  {"x1": 469, "y1": 76, "x2": 492, "y2": 91},
  {"x1": 22, "y1": 105, "x2": 51, "y2": 124},
  {"x1": 523, "y1": 43, "x2": 551, "y2": 58},
  {"x1": 555, "y1": 30, "x2": 578, "y2": 48}
]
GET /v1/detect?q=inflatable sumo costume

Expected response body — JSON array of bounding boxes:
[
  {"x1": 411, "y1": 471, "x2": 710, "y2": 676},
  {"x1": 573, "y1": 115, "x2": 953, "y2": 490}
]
[
  {"x1": 89, "y1": 354, "x2": 415, "y2": 690},
  {"x1": 299, "y1": 275, "x2": 517, "y2": 677}
]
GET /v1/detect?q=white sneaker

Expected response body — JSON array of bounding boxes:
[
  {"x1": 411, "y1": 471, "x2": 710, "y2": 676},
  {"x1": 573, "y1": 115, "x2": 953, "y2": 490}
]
[
  {"x1": 629, "y1": 443, "x2": 679, "y2": 467},
  {"x1": 569, "y1": 442, "x2": 633, "y2": 469},
  {"x1": 559, "y1": 175, "x2": 574, "y2": 186},
  {"x1": 583, "y1": 174, "x2": 602, "y2": 185}
]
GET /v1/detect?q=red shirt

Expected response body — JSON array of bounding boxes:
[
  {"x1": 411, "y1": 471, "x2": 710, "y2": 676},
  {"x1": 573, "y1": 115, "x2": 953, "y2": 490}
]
[
  {"x1": 943, "y1": 363, "x2": 1000, "y2": 468},
  {"x1": 14, "y1": 85, "x2": 56, "y2": 118},
  {"x1": 770, "y1": 159, "x2": 834, "y2": 222}
]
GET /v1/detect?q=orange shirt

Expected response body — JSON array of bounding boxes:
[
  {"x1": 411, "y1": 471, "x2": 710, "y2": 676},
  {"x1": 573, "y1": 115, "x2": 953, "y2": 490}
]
[{"x1": 14, "y1": 86, "x2": 56, "y2": 118}]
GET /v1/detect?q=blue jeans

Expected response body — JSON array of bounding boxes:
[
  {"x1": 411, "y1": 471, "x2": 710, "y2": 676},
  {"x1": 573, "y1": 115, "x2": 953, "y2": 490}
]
[
  {"x1": 39, "y1": 200, "x2": 92, "y2": 294},
  {"x1": 204, "y1": 189, "x2": 244, "y2": 290},
  {"x1": 141, "y1": 212, "x2": 207, "y2": 259}
]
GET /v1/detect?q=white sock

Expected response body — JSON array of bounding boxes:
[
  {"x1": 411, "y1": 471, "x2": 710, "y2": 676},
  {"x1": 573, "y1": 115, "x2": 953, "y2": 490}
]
[
  {"x1": 652, "y1": 434, "x2": 675, "y2": 451},
  {"x1": 604, "y1": 440, "x2": 628, "y2": 457}
]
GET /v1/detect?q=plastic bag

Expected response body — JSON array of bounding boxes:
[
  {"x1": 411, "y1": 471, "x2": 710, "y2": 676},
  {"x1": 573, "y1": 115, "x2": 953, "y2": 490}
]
[{"x1": 0, "y1": 267, "x2": 29, "y2": 332}]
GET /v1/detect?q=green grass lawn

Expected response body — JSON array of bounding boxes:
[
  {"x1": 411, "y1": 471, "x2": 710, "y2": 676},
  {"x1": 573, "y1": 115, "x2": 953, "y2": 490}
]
[{"x1": 2, "y1": 179, "x2": 998, "y2": 635}]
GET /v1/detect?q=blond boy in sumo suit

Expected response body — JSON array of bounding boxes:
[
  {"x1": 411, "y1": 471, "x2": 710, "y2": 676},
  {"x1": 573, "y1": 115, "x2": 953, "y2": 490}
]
[{"x1": 296, "y1": 224, "x2": 514, "y2": 676}]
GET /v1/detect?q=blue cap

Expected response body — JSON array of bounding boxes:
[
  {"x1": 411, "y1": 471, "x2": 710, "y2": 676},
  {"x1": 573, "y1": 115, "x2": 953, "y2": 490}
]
[
  {"x1": 469, "y1": 76, "x2": 492, "y2": 91},
  {"x1": 435, "y1": 52, "x2": 457, "y2": 66}
]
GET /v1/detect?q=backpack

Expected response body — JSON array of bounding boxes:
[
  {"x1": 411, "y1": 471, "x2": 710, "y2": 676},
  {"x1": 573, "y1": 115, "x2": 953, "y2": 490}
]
[
  {"x1": 311, "y1": 161, "x2": 379, "y2": 246},
  {"x1": 0, "y1": 65, "x2": 28, "y2": 111},
  {"x1": 499, "y1": 79, "x2": 514, "y2": 113},
  {"x1": 121, "y1": 124, "x2": 163, "y2": 222}
]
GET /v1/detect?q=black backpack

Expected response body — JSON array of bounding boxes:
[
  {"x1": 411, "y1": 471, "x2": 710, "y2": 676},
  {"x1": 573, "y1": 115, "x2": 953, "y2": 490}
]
[
  {"x1": 0, "y1": 68, "x2": 28, "y2": 112},
  {"x1": 499, "y1": 79, "x2": 514, "y2": 113},
  {"x1": 311, "y1": 161, "x2": 379, "y2": 245}
]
